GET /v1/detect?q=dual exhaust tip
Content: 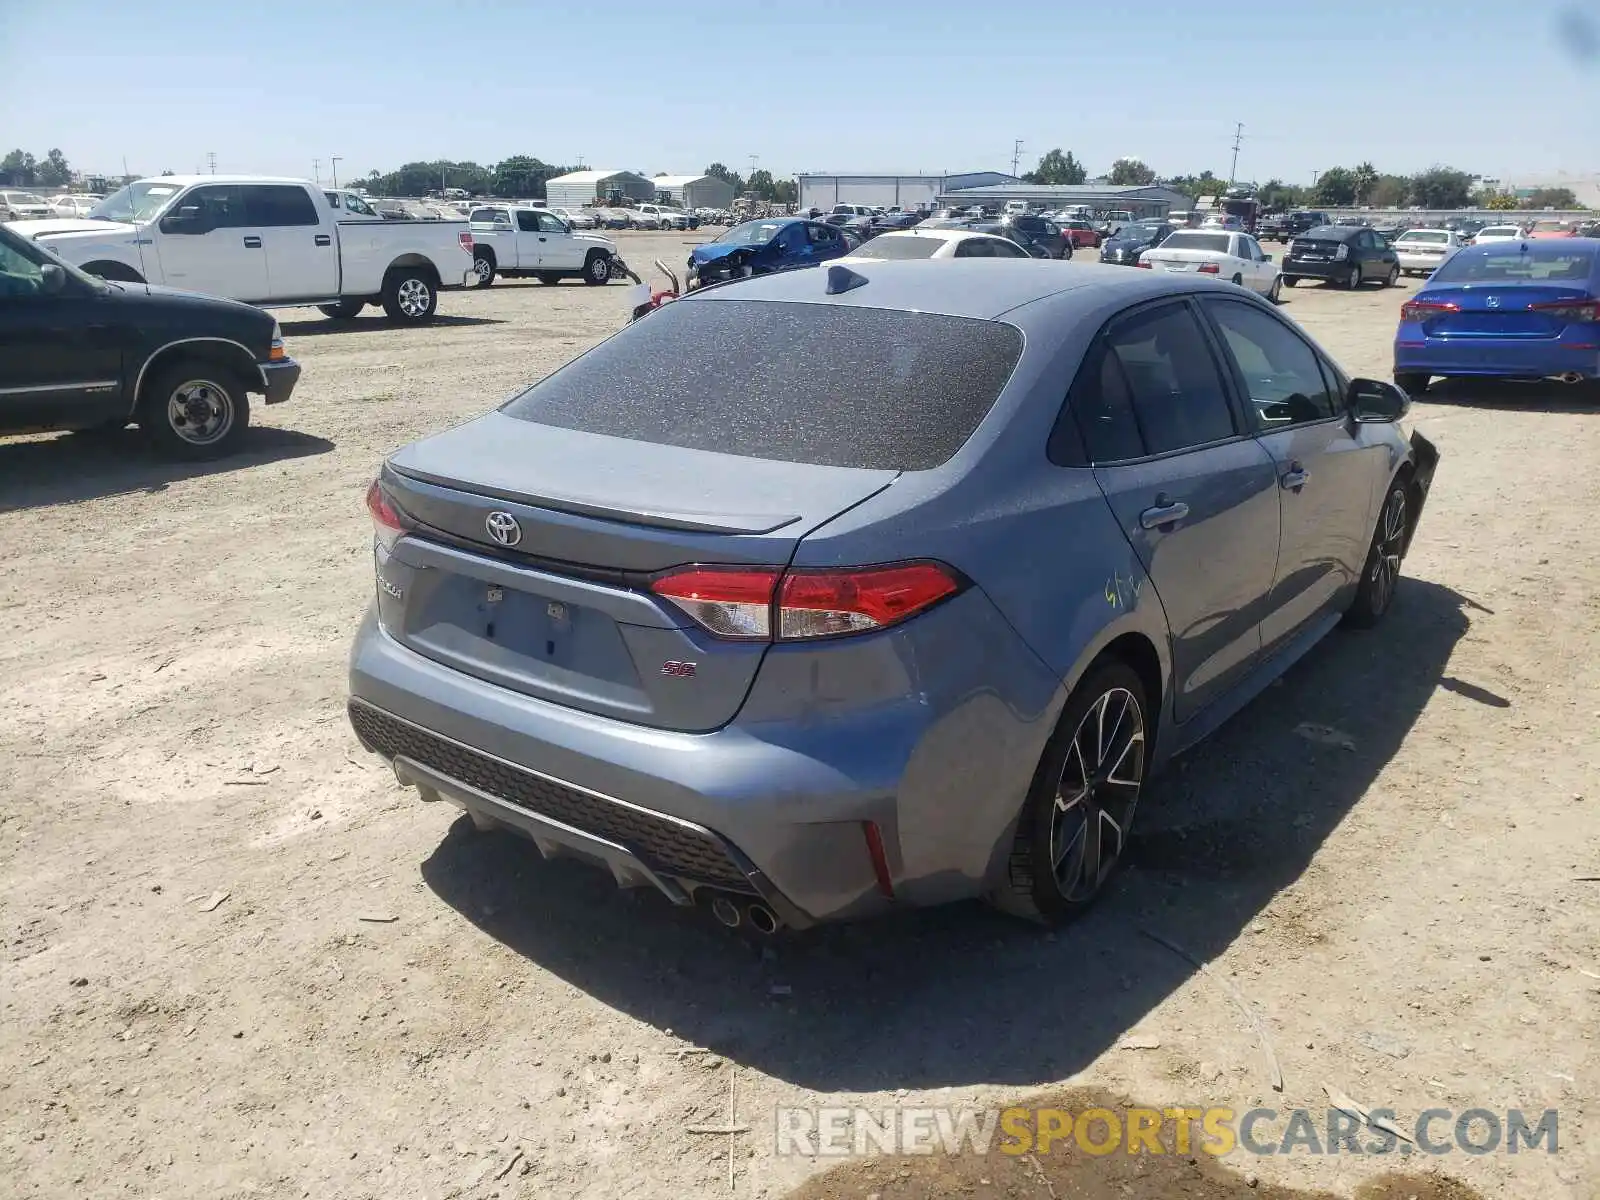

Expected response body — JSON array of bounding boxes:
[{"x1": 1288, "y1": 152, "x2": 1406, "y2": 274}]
[{"x1": 710, "y1": 895, "x2": 781, "y2": 935}]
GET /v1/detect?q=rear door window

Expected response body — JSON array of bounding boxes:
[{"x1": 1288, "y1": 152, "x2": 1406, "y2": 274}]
[
  {"x1": 1092, "y1": 302, "x2": 1237, "y2": 456},
  {"x1": 501, "y1": 299, "x2": 1024, "y2": 470},
  {"x1": 244, "y1": 185, "x2": 318, "y2": 227}
]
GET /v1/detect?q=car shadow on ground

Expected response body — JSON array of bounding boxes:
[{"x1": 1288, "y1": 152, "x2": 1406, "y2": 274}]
[
  {"x1": 276, "y1": 314, "x2": 507, "y2": 336},
  {"x1": 1419, "y1": 378, "x2": 1599, "y2": 413},
  {"x1": 0, "y1": 425, "x2": 334, "y2": 512},
  {"x1": 421, "y1": 578, "x2": 1471, "y2": 1092}
]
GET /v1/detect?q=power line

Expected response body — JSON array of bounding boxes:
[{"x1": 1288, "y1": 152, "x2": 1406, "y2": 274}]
[{"x1": 1227, "y1": 123, "x2": 1244, "y2": 188}]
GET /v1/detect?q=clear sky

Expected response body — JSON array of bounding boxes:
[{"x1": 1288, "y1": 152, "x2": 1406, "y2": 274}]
[{"x1": 3, "y1": 0, "x2": 1597, "y2": 186}]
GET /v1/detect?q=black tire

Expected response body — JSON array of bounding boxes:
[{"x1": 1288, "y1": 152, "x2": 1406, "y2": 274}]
[
  {"x1": 380, "y1": 267, "x2": 438, "y2": 323},
  {"x1": 470, "y1": 252, "x2": 496, "y2": 288},
  {"x1": 1343, "y1": 266, "x2": 1362, "y2": 289},
  {"x1": 1231, "y1": 273, "x2": 1243, "y2": 286},
  {"x1": 1344, "y1": 479, "x2": 1410, "y2": 628},
  {"x1": 1268, "y1": 274, "x2": 1283, "y2": 304},
  {"x1": 1384, "y1": 265, "x2": 1400, "y2": 287},
  {"x1": 537, "y1": 272, "x2": 565, "y2": 286},
  {"x1": 1393, "y1": 372, "x2": 1430, "y2": 395},
  {"x1": 137, "y1": 360, "x2": 250, "y2": 461},
  {"x1": 318, "y1": 299, "x2": 365, "y2": 320},
  {"x1": 995, "y1": 660, "x2": 1150, "y2": 925},
  {"x1": 83, "y1": 261, "x2": 144, "y2": 283},
  {"x1": 1283, "y1": 276, "x2": 1298, "y2": 287},
  {"x1": 582, "y1": 251, "x2": 611, "y2": 285}
]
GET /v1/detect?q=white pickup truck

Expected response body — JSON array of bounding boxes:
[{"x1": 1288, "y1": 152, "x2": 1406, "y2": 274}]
[
  {"x1": 8, "y1": 175, "x2": 475, "y2": 325},
  {"x1": 464, "y1": 204, "x2": 619, "y2": 288}
]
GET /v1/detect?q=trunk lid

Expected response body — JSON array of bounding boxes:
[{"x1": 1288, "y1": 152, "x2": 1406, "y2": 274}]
[
  {"x1": 1411, "y1": 284, "x2": 1593, "y2": 339},
  {"x1": 377, "y1": 412, "x2": 897, "y2": 732}
]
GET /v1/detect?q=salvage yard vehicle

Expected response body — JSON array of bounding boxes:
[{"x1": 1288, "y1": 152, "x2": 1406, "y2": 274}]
[
  {"x1": 1394, "y1": 237, "x2": 1600, "y2": 392},
  {"x1": 0, "y1": 223, "x2": 298, "y2": 459},
  {"x1": 1280, "y1": 224, "x2": 1400, "y2": 289},
  {"x1": 835, "y1": 228, "x2": 1033, "y2": 261},
  {"x1": 7, "y1": 176, "x2": 476, "y2": 325},
  {"x1": 1100, "y1": 219, "x2": 1172, "y2": 265},
  {"x1": 686, "y1": 217, "x2": 850, "y2": 286},
  {"x1": 1391, "y1": 228, "x2": 1462, "y2": 276},
  {"x1": 0, "y1": 189, "x2": 52, "y2": 220},
  {"x1": 465, "y1": 204, "x2": 619, "y2": 287},
  {"x1": 1138, "y1": 228, "x2": 1282, "y2": 302},
  {"x1": 348, "y1": 258, "x2": 1438, "y2": 931}
]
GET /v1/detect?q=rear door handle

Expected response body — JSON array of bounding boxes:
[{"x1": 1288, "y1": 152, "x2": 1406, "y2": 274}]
[
  {"x1": 1139, "y1": 499, "x2": 1190, "y2": 529},
  {"x1": 1281, "y1": 463, "x2": 1310, "y2": 490},
  {"x1": 243, "y1": 236, "x2": 262, "y2": 249},
  {"x1": 314, "y1": 234, "x2": 331, "y2": 247}
]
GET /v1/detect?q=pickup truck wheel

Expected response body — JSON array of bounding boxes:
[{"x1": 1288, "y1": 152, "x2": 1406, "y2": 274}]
[
  {"x1": 318, "y1": 299, "x2": 365, "y2": 320},
  {"x1": 138, "y1": 362, "x2": 249, "y2": 461},
  {"x1": 537, "y1": 272, "x2": 564, "y2": 286},
  {"x1": 381, "y1": 269, "x2": 438, "y2": 323},
  {"x1": 471, "y1": 253, "x2": 496, "y2": 288},
  {"x1": 582, "y1": 252, "x2": 611, "y2": 286}
]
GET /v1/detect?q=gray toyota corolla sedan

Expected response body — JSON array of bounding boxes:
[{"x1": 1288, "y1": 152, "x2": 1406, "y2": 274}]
[{"x1": 348, "y1": 259, "x2": 1438, "y2": 931}]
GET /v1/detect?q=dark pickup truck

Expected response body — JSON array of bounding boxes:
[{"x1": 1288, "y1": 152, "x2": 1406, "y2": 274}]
[{"x1": 0, "y1": 222, "x2": 299, "y2": 459}]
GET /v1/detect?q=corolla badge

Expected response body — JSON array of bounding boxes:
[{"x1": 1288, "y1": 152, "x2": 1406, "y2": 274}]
[
  {"x1": 485, "y1": 511, "x2": 522, "y2": 546},
  {"x1": 1485, "y1": 295, "x2": 1500, "y2": 308}
]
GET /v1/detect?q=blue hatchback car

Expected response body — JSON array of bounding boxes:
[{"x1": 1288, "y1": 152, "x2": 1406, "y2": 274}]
[
  {"x1": 1394, "y1": 237, "x2": 1600, "y2": 392},
  {"x1": 688, "y1": 218, "x2": 850, "y2": 287}
]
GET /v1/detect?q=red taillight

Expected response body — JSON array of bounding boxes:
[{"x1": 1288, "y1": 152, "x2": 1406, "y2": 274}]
[
  {"x1": 1196, "y1": 262, "x2": 1220, "y2": 274},
  {"x1": 1529, "y1": 299, "x2": 1600, "y2": 322},
  {"x1": 458, "y1": 230, "x2": 474, "y2": 253},
  {"x1": 1400, "y1": 299, "x2": 1460, "y2": 321},
  {"x1": 650, "y1": 561, "x2": 963, "y2": 642},
  {"x1": 1136, "y1": 260, "x2": 1152, "y2": 268},
  {"x1": 365, "y1": 479, "x2": 405, "y2": 551}
]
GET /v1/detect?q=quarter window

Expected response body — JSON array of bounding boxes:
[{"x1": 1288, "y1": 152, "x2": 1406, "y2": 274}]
[
  {"x1": 1203, "y1": 299, "x2": 1338, "y2": 425},
  {"x1": 954, "y1": 238, "x2": 994, "y2": 258}
]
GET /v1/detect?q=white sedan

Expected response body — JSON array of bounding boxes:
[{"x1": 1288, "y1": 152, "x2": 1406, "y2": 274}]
[
  {"x1": 49, "y1": 194, "x2": 101, "y2": 217},
  {"x1": 1391, "y1": 228, "x2": 1461, "y2": 276},
  {"x1": 553, "y1": 207, "x2": 595, "y2": 230},
  {"x1": 834, "y1": 228, "x2": 1035, "y2": 262},
  {"x1": 1471, "y1": 224, "x2": 1526, "y2": 245},
  {"x1": 1137, "y1": 229, "x2": 1282, "y2": 302}
]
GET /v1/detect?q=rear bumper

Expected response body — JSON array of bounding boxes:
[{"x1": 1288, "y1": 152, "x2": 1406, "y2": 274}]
[
  {"x1": 1395, "y1": 252, "x2": 1448, "y2": 272},
  {"x1": 346, "y1": 591, "x2": 1060, "y2": 925},
  {"x1": 259, "y1": 359, "x2": 300, "y2": 405},
  {"x1": 1281, "y1": 259, "x2": 1346, "y2": 280},
  {"x1": 1394, "y1": 335, "x2": 1600, "y2": 379}
]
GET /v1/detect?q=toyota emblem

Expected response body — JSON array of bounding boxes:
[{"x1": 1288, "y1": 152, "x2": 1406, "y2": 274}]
[{"x1": 485, "y1": 511, "x2": 522, "y2": 546}]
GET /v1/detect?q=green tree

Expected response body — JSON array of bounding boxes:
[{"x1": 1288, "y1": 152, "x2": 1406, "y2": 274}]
[
  {"x1": 1023, "y1": 148, "x2": 1087, "y2": 186},
  {"x1": 1369, "y1": 174, "x2": 1411, "y2": 208},
  {"x1": 1108, "y1": 157, "x2": 1156, "y2": 186},
  {"x1": 1408, "y1": 166, "x2": 1474, "y2": 209},
  {"x1": 771, "y1": 178, "x2": 798, "y2": 205},
  {"x1": 1, "y1": 149, "x2": 37, "y2": 186},
  {"x1": 746, "y1": 168, "x2": 776, "y2": 201},
  {"x1": 1256, "y1": 178, "x2": 1307, "y2": 210},
  {"x1": 1353, "y1": 161, "x2": 1378, "y2": 204},
  {"x1": 36, "y1": 148, "x2": 71, "y2": 188},
  {"x1": 1526, "y1": 186, "x2": 1580, "y2": 209},
  {"x1": 1314, "y1": 167, "x2": 1357, "y2": 206},
  {"x1": 703, "y1": 162, "x2": 745, "y2": 195},
  {"x1": 491, "y1": 155, "x2": 571, "y2": 199}
]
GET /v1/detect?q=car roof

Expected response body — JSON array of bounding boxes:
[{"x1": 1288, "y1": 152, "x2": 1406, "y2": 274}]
[{"x1": 687, "y1": 258, "x2": 1244, "y2": 321}]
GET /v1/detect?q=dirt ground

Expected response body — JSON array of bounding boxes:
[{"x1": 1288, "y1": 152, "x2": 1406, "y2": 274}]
[{"x1": 2, "y1": 231, "x2": 1596, "y2": 1200}]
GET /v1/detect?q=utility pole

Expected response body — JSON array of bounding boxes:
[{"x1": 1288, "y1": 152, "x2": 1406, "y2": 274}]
[
  {"x1": 206, "y1": 151, "x2": 217, "y2": 175},
  {"x1": 331, "y1": 156, "x2": 342, "y2": 188},
  {"x1": 747, "y1": 154, "x2": 758, "y2": 181},
  {"x1": 1227, "y1": 123, "x2": 1244, "y2": 189},
  {"x1": 312, "y1": 158, "x2": 321, "y2": 185},
  {"x1": 1011, "y1": 139, "x2": 1025, "y2": 177}
]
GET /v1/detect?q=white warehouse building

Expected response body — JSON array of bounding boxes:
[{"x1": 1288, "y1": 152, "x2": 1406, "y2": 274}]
[
  {"x1": 545, "y1": 169, "x2": 656, "y2": 209},
  {"x1": 797, "y1": 171, "x2": 1019, "y2": 213},
  {"x1": 651, "y1": 174, "x2": 736, "y2": 211}
]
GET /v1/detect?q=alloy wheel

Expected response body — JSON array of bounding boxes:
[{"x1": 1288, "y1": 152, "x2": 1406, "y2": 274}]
[
  {"x1": 166, "y1": 380, "x2": 234, "y2": 446},
  {"x1": 1369, "y1": 489, "x2": 1407, "y2": 614},
  {"x1": 473, "y1": 257, "x2": 494, "y2": 284},
  {"x1": 1049, "y1": 687, "x2": 1145, "y2": 902},
  {"x1": 397, "y1": 277, "x2": 432, "y2": 317}
]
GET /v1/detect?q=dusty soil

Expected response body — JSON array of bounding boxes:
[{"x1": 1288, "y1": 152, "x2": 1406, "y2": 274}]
[{"x1": 2, "y1": 232, "x2": 1596, "y2": 1200}]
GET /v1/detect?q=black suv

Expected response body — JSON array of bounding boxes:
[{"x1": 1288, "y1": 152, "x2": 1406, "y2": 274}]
[
  {"x1": 1098, "y1": 219, "x2": 1172, "y2": 265},
  {"x1": 1272, "y1": 210, "x2": 1331, "y2": 243},
  {"x1": 1281, "y1": 225, "x2": 1400, "y2": 290},
  {"x1": 989, "y1": 214, "x2": 1071, "y2": 259},
  {"x1": 0, "y1": 224, "x2": 299, "y2": 458}
]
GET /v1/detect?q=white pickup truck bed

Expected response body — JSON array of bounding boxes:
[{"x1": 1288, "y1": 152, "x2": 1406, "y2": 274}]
[{"x1": 8, "y1": 175, "x2": 476, "y2": 325}]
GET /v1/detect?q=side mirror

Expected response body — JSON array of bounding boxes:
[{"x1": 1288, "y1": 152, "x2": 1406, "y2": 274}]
[
  {"x1": 39, "y1": 262, "x2": 69, "y2": 295},
  {"x1": 1348, "y1": 377, "x2": 1410, "y2": 422},
  {"x1": 1263, "y1": 253, "x2": 1274, "y2": 262}
]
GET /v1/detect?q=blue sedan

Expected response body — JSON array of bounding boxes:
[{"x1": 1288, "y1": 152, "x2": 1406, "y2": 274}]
[
  {"x1": 1394, "y1": 238, "x2": 1600, "y2": 393},
  {"x1": 687, "y1": 218, "x2": 850, "y2": 288}
]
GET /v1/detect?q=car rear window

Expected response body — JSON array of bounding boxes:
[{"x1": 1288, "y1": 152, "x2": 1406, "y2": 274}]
[
  {"x1": 501, "y1": 299, "x2": 1024, "y2": 470},
  {"x1": 1429, "y1": 248, "x2": 1595, "y2": 283},
  {"x1": 1400, "y1": 231, "x2": 1450, "y2": 243},
  {"x1": 849, "y1": 236, "x2": 942, "y2": 260},
  {"x1": 1162, "y1": 232, "x2": 1231, "y2": 253}
]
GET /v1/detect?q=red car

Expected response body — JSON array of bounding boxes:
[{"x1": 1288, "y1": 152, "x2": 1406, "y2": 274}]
[
  {"x1": 1527, "y1": 219, "x2": 1577, "y2": 240},
  {"x1": 1062, "y1": 219, "x2": 1101, "y2": 248}
]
